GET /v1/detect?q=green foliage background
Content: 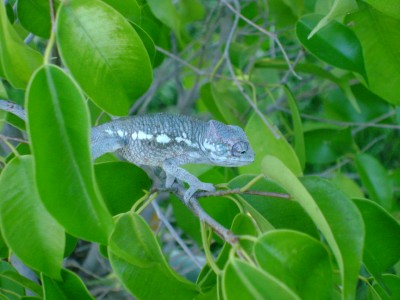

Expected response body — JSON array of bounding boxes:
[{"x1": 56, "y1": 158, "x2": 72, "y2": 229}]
[{"x1": 0, "y1": 0, "x2": 399, "y2": 299}]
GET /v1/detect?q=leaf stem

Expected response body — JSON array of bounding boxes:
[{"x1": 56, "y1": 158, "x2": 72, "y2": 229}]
[
  {"x1": 201, "y1": 222, "x2": 221, "y2": 275},
  {"x1": 131, "y1": 191, "x2": 157, "y2": 213},
  {"x1": 1, "y1": 138, "x2": 19, "y2": 157},
  {"x1": 43, "y1": 0, "x2": 57, "y2": 64}
]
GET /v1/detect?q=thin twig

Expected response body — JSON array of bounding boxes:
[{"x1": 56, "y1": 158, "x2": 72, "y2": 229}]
[
  {"x1": 151, "y1": 200, "x2": 204, "y2": 269},
  {"x1": 155, "y1": 186, "x2": 290, "y2": 200},
  {"x1": 164, "y1": 182, "x2": 238, "y2": 245},
  {"x1": 278, "y1": 107, "x2": 399, "y2": 130},
  {"x1": 218, "y1": 0, "x2": 281, "y2": 138},
  {"x1": 156, "y1": 46, "x2": 205, "y2": 76},
  {"x1": 196, "y1": 188, "x2": 291, "y2": 199},
  {"x1": 318, "y1": 135, "x2": 387, "y2": 177},
  {"x1": 220, "y1": 0, "x2": 301, "y2": 79},
  {"x1": 0, "y1": 134, "x2": 29, "y2": 144}
]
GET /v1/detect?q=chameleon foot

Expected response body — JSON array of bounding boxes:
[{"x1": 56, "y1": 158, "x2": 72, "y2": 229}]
[{"x1": 184, "y1": 182, "x2": 215, "y2": 203}]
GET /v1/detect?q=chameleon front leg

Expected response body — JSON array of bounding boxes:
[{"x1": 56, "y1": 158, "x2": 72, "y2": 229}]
[{"x1": 163, "y1": 158, "x2": 215, "y2": 202}]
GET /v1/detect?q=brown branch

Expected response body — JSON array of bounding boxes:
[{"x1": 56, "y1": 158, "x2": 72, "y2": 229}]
[
  {"x1": 196, "y1": 188, "x2": 291, "y2": 200},
  {"x1": 150, "y1": 185, "x2": 292, "y2": 247}
]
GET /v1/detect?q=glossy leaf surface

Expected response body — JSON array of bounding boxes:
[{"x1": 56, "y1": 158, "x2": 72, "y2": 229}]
[
  {"x1": 95, "y1": 161, "x2": 151, "y2": 215},
  {"x1": 355, "y1": 153, "x2": 393, "y2": 210},
  {"x1": 228, "y1": 175, "x2": 318, "y2": 238},
  {"x1": 27, "y1": 65, "x2": 114, "y2": 244},
  {"x1": 284, "y1": 85, "x2": 305, "y2": 170},
  {"x1": 56, "y1": 0, "x2": 152, "y2": 115},
  {"x1": 0, "y1": 156, "x2": 64, "y2": 279},
  {"x1": 363, "y1": 0, "x2": 400, "y2": 19},
  {"x1": 254, "y1": 230, "x2": 333, "y2": 300},
  {"x1": 353, "y1": 199, "x2": 400, "y2": 278},
  {"x1": 346, "y1": 3, "x2": 400, "y2": 104},
  {"x1": 42, "y1": 269, "x2": 94, "y2": 299},
  {"x1": 242, "y1": 113, "x2": 302, "y2": 176},
  {"x1": 109, "y1": 213, "x2": 199, "y2": 299},
  {"x1": 308, "y1": 0, "x2": 358, "y2": 38},
  {"x1": 262, "y1": 156, "x2": 364, "y2": 300},
  {"x1": 0, "y1": 3, "x2": 42, "y2": 88},
  {"x1": 17, "y1": 0, "x2": 51, "y2": 38},
  {"x1": 102, "y1": 0, "x2": 140, "y2": 23},
  {"x1": 223, "y1": 258, "x2": 300, "y2": 300},
  {"x1": 296, "y1": 14, "x2": 366, "y2": 80},
  {"x1": 147, "y1": 0, "x2": 184, "y2": 43}
]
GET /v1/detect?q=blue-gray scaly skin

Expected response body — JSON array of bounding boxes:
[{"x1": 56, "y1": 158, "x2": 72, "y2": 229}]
[
  {"x1": 0, "y1": 100, "x2": 255, "y2": 201},
  {"x1": 91, "y1": 113, "x2": 255, "y2": 201}
]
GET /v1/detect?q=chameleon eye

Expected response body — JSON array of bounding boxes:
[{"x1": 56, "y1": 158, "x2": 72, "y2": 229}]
[{"x1": 232, "y1": 141, "x2": 248, "y2": 157}]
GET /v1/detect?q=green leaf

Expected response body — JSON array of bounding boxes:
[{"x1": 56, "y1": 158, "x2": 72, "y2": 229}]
[
  {"x1": 0, "y1": 81, "x2": 8, "y2": 98},
  {"x1": 262, "y1": 156, "x2": 364, "y2": 300},
  {"x1": 0, "y1": 261, "x2": 25, "y2": 299},
  {"x1": 109, "y1": 213, "x2": 199, "y2": 299},
  {"x1": 323, "y1": 84, "x2": 390, "y2": 123},
  {"x1": 222, "y1": 258, "x2": 300, "y2": 300},
  {"x1": 64, "y1": 234, "x2": 78, "y2": 258},
  {"x1": 130, "y1": 22, "x2": 156, "y2": 65},
  {"x1": 146, "y1": 0, "x2": 185, "y2": 44},
  {"x1": 308, "y1": 0, "x2": 358, "y2": 38},
  {"x1": 0, "y1": 3, "x2": 42, "y2": 88},
  {"x1": 241, "y1": 113, "x2": 302, "y2": 176},
  {"x1": 346, "y1": 3, "x2": 400, "y2": 105},
  {"x1": 171, "y1": 196, "x2": 202, "y2": 244},
  {"x1": 228, "y1": 175, "x2": 318, "y2": 238},
  {"x1": 0, "y1": 156, "x2": 64, "y2": 279},
  {"x1": 355, "y1": 153, "x2": 393, "y2": 210},
  {"x1": 197, "y1": 213, "x2": 258, "y2": 293},
  {"x1": 371, "y1": 274, "x2": 400, "y2": 300},
  {"x1": 254, "y1": 230, "x2": 333, "y2": 300},
  {"x1": 363, "y1": 0, "x2": 400, "y2": 20},
  {"x1": 0, "y1": 270, "x2": 42, "y2": 297},
  {"x1": 353, "y1": 199, "x2": 400, "y2": 278},
  {"x1": 268, "y1": 0, "x2": 300, "y2": 28},
  {"x1": 199, "y1": 83, "x2": 227, "y2": 123},
  {"x1": 17, "y1": 0, "x2": 51, "y2": 38},
  {"x1": 211, "y1": 80, "x2": 250, "y2": 126},
  {"x1": 296, "y1": 14, "x2": 366, "y2": 80},
  {"x1": 330, "y1": 173, "x2": 364, "y2": 199},
  {"x1": 302, "y1": 177, "x2": 365, "y2": 300},
  {"x1": 138, "y1": 8, "x2": 170, "y2": 67},
  {"x1": 56, "y1": 0, "x2": 152, "y2": 115},
  {"x1": 177, "y1": 0, "x2": 204, "y2": 24},
  {"x1": 102, "y1": 0, "x2": 141, "y2": 23},
  {"x1": 197, "y1": 241, "x2": 231, "y2": 293},
  {"x1": 304, "y1": 126, "x2": 354, "y2": 164},
  {"x1": 42, "y1": 269, "x2": 94, "y2": 300},
  {"x1": 0, "y1": 231, "x2": 7, "y2": 259},
  {"x1": 284, "y1": 85, "x2": 305, "y2": 170},
  {"x1": 26, "y1": 65, "x2": 114, "y2": 244},
  {"x1": 0, "y1": 83, "x2": 8, "y2": 174},
  {"x1": 94, "y1": 161, "x2": 151, "y2": 215},
  {"x1": 255, "y1": 59, "x2": 361, "y2": 111}
]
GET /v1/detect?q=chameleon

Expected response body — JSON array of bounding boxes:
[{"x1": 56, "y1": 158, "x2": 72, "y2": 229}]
[
  {"x1": 91, "y1": 113, "x2": 255, "y2": 201},
  {"x1": 0, "y1": 100, "x2": 255, "y2": 202}
]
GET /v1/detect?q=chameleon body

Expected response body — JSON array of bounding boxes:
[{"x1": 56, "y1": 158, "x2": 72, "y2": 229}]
[
  {"x1": 91, "y1": 113, "x2": 255, "y2": 201},
  {"x1": 0, "y1": 100, "x2": 255, "y2": 202}
]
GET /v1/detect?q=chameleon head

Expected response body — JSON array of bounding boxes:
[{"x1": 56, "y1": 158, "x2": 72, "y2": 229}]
[{"x1": 201, "y1": 120, "x2": 255, "y2": 167}]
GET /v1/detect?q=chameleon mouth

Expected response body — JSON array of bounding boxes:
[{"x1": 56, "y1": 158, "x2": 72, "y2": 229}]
[{"x1": 211, "y1": 153, "x2": 255, "y2": 167}]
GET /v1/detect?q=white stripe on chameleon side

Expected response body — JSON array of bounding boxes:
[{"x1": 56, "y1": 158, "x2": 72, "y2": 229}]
[{"x1": 156, "y1": 134, "x2": 171, "y2": 144}]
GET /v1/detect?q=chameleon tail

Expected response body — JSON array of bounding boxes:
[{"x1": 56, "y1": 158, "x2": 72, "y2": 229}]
[
  {"x1": 91, "y1": 123, "x2": 124, "y2": 160},
  {"x1": 0, "y1": 100, "x2": 26, "y2": 121}
]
